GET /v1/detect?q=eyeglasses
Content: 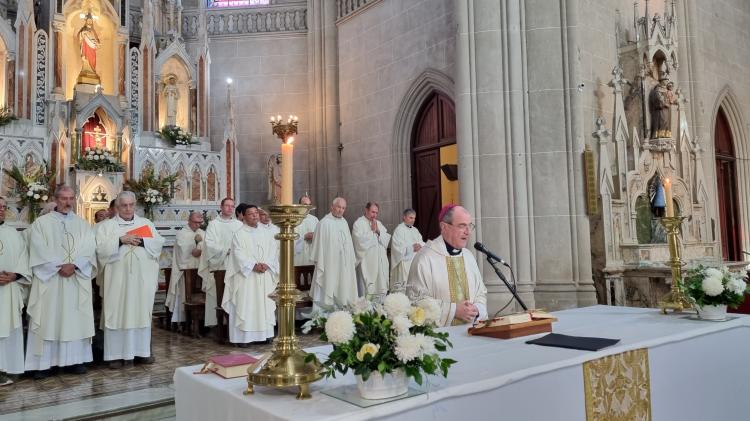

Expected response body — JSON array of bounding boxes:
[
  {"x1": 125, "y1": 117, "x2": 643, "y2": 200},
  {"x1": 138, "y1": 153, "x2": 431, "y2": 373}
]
[
  {"x1": 0, "y1": 206, "x2": 7, "y2": 211},
  {"x1": 448, "y1": 222, "x2": 475, "y2": 232}
]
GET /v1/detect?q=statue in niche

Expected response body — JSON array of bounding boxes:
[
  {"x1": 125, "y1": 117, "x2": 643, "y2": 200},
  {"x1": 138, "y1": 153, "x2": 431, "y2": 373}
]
[
  {"x1": 267, "y1": 153, "x2": 282, "y2": 204},
  {"x1": 24, "y1": 154, "x2": 40, "y2": 178},
  {"x1": 77, "y1": 11, "x2": 101, "y2": 84},
  {"x1": 1, "y1": 153, "x2": 16, "y2": 197},
  {"x1": 163, "y1": 75, "x2": 180, "y2": 127},
  {"x1": 648, "y1": 66, "x2": 675, "y2": 139}
]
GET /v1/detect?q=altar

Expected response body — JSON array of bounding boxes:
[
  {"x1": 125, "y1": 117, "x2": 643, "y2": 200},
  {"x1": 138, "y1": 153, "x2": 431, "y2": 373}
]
[{"x1": 174, "y1": 306, "x2": 750, "y2": 420}]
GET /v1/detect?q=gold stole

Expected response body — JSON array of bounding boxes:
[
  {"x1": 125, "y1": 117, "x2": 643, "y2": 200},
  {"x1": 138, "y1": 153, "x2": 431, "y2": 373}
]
[{"x1": 446, "y1": 255, "x2": 469, "y2": 325}]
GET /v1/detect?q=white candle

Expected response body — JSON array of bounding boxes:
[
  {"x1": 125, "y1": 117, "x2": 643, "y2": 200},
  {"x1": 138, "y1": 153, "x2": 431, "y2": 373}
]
[
  {"x1": 281, "y1": 137, "x2": 294, "y2": 204},
  {"x1": 664, "y1": 178, "x2": 674, "y2": 217}
]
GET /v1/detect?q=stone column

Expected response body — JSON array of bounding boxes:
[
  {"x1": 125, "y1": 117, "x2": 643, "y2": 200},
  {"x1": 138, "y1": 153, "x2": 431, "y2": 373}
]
[
  {"x1": 117, "y1": 31, "x2": 129, "y2": 107},
  {"x1": 52, "y1": 20, "x2": 64, "y2": 97},
  {"x1": 306, "y1": 0, "x2": 340, "y2": 210},
  {"x1": 454, "y1": 0, "x2": 596, "y2": 312}
]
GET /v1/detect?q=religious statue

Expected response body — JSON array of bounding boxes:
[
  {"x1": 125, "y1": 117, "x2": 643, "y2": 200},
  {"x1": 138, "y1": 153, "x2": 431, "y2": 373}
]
[
  {"x1": 24, "y1": 154, "x2": 40, "y2": 178},
  {"x1": 267, "y1": 154, "x2": 282, "y2": 204},
  {"x1": 163, "y1": 76, "x2": 180, "y2": 127},
  {"x1": 77, "y1": 11, "x2": 101, "y2": 85},
  {"x1": 1, "y1": 153, "x2": 16, "y2": 197},
  {"x1": 648, "y1": 72, "x2": 674, "y2": 139}
]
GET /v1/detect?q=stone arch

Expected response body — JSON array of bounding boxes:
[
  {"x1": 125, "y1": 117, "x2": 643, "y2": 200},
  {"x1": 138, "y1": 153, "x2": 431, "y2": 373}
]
[
  {"x1": 391, "y1": 69, "x2": 454, "y2": 223},
  {"x1": 711, "y1": 86, "x2": 749, "y2": 258}
]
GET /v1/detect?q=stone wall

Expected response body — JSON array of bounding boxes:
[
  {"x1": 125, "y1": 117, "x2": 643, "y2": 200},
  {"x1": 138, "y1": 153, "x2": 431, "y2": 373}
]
[
  {"x1": 336, "y1": 0, "x2": 455, "y2": 228},
  {"x1": 204, "y1": 35, "x2": 310, "y2": 205}
]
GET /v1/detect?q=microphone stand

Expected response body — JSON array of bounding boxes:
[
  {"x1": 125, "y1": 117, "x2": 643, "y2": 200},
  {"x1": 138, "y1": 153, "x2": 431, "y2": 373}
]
[{"x1": 486, "y1": 256, "x2": 528, "y2": 311}]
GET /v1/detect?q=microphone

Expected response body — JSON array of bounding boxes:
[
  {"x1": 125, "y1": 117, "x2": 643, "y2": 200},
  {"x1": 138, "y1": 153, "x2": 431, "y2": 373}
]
[{"x1": 474, "y1": 242, "x2": 510, "y2": 267}]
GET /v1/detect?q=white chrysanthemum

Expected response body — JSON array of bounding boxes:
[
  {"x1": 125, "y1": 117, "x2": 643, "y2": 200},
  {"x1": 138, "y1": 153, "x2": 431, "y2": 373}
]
[
  {"x1": 727, "y1": 277, "x2": 747, "y2": 296},
  {"x1": 395, "y1": 334, "x2": 423, "y2": 363},
  {"x1": 350, "y1": 296, "x2": 372, "y2": 315},
  {"x1": 325, "y1": 311, "x2": 355, "y2": 344},
  {"x1": 26, "y1": 191, "x2": 33, "y2": 197},
  {"x1": 702, "y1": 275, "x2": 724, "y2": 297},
  {"x1": 414, "y1": 333, "x2": 436, "y2": 355},
  {"x1": 33, "y1": 194, "x2": 40, "y2": 199},
  {"x1": 417, "y1": 299, "x2": 441, "y2": 324},
  {"x1": 384, "y1": 293, "x2": 412, "y2": 318},
  {"x1": 391, "y1": 315, "x2": 413, "y2": 336}
]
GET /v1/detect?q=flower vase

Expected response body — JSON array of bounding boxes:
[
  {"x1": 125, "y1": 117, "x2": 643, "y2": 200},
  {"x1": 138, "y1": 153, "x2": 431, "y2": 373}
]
[
  {"x1": 696, "y1": 304, "x2": 728, "y2": 321},
  {"x1": 356, "y1": 368, "x2": 408, "y2": 400},
  {"x1": 27, "y1": 203, "x2": 38, "y2": 224},
  {"x1": 145, "y1": 207, "x2": 154, "y2": 221}
]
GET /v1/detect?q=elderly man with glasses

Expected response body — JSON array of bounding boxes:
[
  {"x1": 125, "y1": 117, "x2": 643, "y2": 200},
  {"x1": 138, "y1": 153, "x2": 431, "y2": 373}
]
[{"x1": 405, "y1": 204, "x2": 487, "y2": 327}]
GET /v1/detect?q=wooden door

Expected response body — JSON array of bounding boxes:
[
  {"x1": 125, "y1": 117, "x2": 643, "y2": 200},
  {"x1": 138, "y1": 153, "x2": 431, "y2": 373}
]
[
  {"x1": 714, "y1": 108, "x2": 742, "y2": 262},
  {"x1": 411, "y1": 93, "x2": 456, "y2": 241}
]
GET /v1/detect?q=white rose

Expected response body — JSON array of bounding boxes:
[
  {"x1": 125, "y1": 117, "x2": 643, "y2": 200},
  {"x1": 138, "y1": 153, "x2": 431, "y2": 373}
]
[
  {"x1": 42, "y1": 195, "x2": 48, "y2": 201},
  {"x1": 324, "y1": 311, "x2": 355, "y2": 345},
  {"x1": 26, "y1": 191, "x2": 33, "y2": 197},
  {"x1": 33, "y1": 194, "x2": 40, "y2": 199}
]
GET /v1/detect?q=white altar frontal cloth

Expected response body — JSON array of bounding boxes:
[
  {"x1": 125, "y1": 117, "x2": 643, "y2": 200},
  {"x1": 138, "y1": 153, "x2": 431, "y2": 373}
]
[{"x1": 174, "y1": 306, "x2": 750, "y2": 421}]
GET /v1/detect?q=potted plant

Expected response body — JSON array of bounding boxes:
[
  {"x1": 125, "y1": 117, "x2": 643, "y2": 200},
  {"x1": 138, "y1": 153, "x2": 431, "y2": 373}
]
[
  {"x1": 124, "y1": 167, "x2": 178, "y2": 220},
  {"x1": 157, "y1": 125, "x2": 198, "y2": 147},
  {"x1": 683, "y1": 264, "x2": 749, "y2": 320},
  {"x1": 77, "y1": 146, "x2": 125, "y2": 173},
  {"x1": 2, "y1": 162, "x2": 55, "y2": 223},
  {"x1": 304, "y1": 293, "x2": 456, "y2": 400}
]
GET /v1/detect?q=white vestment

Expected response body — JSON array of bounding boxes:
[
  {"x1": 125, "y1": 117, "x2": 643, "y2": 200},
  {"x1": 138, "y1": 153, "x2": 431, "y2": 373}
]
[
  {"x1": 406, "y1": 236, "x2": 488, "y2": 327},
  {"x1": 294, "y1": 214, "x2": 319, "y2": 266},
  {"x1": 198, "y1": 216, "x2": 242, "y2": 326},
  {"x1": 0, "y1": 224, "x2": 31, "y2": 374},
  {"x1": 93, "y1": 221, "x2": 107, "y2": 298},
  {"x1": 222, "y1": 225, "x2": 278, "y2": 343},
  {"x1": 352, "y1": 216, "x2": 391, "y2": 299},
  {"x1": 166, "y1": 226, "x2": 205, "y2": 323},
  {"x1": 388, "y1": 223, "x2": 424, "y2": 293},
  {"x1": 96, "y1": 215, "x2": 165, "y2": 360},
  {"x1": 309, "y1": 213, "x2": 358, "y2": 310},
  {"x1": 26, "y1": 212, "x2": 96, "y2": 370},
  {"x1": 261, "y1": 221, "x2": 280, "y2": 235}
]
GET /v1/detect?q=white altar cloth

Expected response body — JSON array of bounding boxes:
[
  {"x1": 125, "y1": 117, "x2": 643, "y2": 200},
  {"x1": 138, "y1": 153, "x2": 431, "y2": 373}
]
[{"x1": 174, "y1": 306, "x2": 750, "y2": 421}]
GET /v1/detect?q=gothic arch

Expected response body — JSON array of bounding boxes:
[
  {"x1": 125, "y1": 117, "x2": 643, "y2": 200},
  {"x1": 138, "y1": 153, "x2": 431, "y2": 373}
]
[
  {"x1": 711, "y1": 86, "x2": 749, "y2": 258},
  {"x1": 391, "y1": 69, "x2": 454, "y2": 223}
]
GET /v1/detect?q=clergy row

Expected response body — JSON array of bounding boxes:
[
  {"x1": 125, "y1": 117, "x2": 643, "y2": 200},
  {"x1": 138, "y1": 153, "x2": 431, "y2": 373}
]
[
  {"x1": 0, "y1": 188, "x2": 165, "y2": 382},
  {"x1": 165, "y1": 196, "x2": 426, "y2": 347}
]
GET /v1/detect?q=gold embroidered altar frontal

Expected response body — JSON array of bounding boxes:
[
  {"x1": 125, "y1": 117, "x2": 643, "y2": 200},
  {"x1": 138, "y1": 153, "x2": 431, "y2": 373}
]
[{"x1": 583, "y1": 348, "x2": 651, "y2": 421}]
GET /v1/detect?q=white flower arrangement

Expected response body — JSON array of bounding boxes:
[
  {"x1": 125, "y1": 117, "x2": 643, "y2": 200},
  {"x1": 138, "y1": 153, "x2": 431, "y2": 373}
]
[
  {"x1": 79, "y1": 147, "x2": 124, "y2": 172},
  {"x1": 306, "y1": 293, "x2": 456, "y2": 385},
  {"x1": 684, "y1": 264, "x2": 750, "y2": 308},
  {"x1": 25, "y1": 182, "x2": 49, "y2": 202},
  {"x1": 158, "y1": 125, "x2": 197, "y2": 146}
]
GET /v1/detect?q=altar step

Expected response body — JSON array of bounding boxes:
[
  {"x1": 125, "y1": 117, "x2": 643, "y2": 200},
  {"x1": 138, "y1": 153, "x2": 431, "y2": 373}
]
[{"x1": 3, "y1": 386, "x2": 175, "y2": 421}]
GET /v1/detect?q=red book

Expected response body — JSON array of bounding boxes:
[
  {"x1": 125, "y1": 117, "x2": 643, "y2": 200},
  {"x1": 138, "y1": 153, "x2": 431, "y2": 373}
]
[
  {"x1": 207, "y1": 354, "x2": 258, "y2": 378},
  {"x1": 126, "y1": 225, "x2": 154, "y2": 238}
]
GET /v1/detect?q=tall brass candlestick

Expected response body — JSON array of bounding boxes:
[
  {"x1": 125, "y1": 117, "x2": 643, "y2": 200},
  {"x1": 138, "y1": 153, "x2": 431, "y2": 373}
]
[
  {"x1": 244, "y1": 204, "x2": 322, "y2": 399},
  {"x1": 658, "y1": 216, "x2": 692, "y2": 313}
]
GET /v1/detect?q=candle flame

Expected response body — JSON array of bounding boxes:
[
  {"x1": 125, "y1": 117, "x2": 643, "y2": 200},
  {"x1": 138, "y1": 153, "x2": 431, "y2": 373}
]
[{"x1": 287, "y1": 137, "x2": 295, "y2": 145}]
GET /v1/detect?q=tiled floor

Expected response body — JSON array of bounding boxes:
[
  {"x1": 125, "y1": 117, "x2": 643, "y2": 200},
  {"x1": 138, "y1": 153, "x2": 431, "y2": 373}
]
[{"x1": 0, "y1": 325, "x2": 324, "y2": 416}]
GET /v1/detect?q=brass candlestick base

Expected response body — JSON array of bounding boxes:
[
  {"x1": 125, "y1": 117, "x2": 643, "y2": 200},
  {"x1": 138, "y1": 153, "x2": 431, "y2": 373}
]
[
  {"x1": 245, "y1": 204, "x2": 322, "y2": 399},
  {"x1": 658, "y1": 216, "x2": 692, "y2": 314}
]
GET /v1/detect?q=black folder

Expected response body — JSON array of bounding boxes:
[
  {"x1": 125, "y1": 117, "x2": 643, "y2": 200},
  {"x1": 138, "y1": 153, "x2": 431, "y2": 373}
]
[{"x1": 525, "y1": 333, "x2": 620, "y2": 351}]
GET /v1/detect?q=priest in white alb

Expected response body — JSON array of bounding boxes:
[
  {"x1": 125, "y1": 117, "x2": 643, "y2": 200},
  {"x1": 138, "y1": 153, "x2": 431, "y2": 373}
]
[
  {"x1": 198, "y1": 198, "x2": 243, "y2": 327},
  {"x1": 389, "y1": 208, "x2": 424, "y2": 293},
  {"x1": 352, "y1": 202, "x2": 391, "y2": 300},
  {"x1": 222, "y1": 205, "x2": 278, "y2": 344},
  {"x1": 406, "y1": 205, "x2": 487, "y2": 327},
  {"x1": 165, "y1": 212, "x2": 204, "y2": 324},
  {"x1": 25, "y1": 186, "x2": 97, "y2": 378},
  {"x1": 294, "y1": 195, "x2": 319, "y2": 266},
  {"x1": 96, "y1": 191, "x2": 165, "y2": 368},
  {"x1": 0, "y1": 196, "x2": 31, "y2": 385},
  {"x1": 309, "y1": 197, "x2": 358, "y2": 310},
  {"x1": 258, "y1": 207, "x2": 280, "y2": 235}
]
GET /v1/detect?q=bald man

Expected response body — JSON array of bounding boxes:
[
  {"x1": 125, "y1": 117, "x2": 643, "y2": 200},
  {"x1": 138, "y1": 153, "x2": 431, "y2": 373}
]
[{"x1": 309, "y1": 197, "x2": 358, "y2": 310}]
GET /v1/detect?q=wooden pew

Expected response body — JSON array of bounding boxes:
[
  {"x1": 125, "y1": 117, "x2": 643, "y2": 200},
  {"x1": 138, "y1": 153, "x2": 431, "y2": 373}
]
[
  {"x1": 212, "y1": 270, "x2": 230, "y2": 344},
  {"x1": 183, "y1": 268, "x2": 205, "y2": 338}
]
